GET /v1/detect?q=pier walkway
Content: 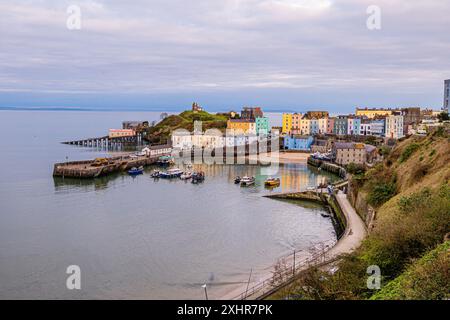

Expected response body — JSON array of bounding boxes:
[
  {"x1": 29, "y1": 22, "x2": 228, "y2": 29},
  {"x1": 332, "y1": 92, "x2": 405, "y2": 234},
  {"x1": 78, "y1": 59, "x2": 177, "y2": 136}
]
[{"x1": 62, "y1": 133, "x2": 145, "y2": 148}]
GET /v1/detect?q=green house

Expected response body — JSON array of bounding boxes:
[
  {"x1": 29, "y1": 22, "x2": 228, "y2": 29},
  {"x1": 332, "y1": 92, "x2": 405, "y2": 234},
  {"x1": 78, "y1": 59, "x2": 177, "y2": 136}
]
[{"x1": 256, "y1": 117, "x2": 270, "y2": 135}]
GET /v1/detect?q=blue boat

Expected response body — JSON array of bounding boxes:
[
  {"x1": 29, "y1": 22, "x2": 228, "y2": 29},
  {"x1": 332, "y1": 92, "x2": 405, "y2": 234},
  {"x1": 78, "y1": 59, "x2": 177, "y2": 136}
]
[
  {"x1": 159, "y1": 168, "x2": 183, "y2": 179},
  {"x1": 128, "y1": 166, "x2": 144, "y2": 175}
]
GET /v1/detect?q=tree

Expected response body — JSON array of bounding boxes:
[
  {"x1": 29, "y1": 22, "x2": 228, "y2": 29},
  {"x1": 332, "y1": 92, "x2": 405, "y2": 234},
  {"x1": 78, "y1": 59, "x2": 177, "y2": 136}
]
[{"x1": 437, "y1": 112, "x2": 449, "y2": 122}]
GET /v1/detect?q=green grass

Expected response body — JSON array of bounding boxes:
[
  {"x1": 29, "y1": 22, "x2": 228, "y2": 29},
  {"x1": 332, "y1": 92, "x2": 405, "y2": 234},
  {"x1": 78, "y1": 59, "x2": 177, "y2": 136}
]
[
  {"x1": 144, "y1": 110, "x2": 228, "y2": 144},
  {"x1": 370, "y1": 241, "x2": 450, "y2": 300}
]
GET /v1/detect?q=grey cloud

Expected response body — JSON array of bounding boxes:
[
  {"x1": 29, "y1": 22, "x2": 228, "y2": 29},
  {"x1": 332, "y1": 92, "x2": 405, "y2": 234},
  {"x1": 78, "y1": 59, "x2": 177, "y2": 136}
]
[{"x1": 0, "y1": 0, "x2": 449, "y2": 109}]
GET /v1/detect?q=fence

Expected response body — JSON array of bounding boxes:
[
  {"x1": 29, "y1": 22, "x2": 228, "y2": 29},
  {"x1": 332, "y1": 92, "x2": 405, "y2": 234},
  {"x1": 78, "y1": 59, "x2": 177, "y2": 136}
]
[{"x1": 229, "y1": 238, "x2": 338, "y2": 300}]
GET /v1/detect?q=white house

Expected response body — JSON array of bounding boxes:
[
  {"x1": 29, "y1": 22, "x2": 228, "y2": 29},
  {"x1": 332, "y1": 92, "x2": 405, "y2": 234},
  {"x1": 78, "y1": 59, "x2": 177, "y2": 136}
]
[
  {"x1": 318, "y1": 118, "x2": 328, "y2": 135},
  {"x1": 385, "y1": 115, "x2": 404, "y2": 139}
]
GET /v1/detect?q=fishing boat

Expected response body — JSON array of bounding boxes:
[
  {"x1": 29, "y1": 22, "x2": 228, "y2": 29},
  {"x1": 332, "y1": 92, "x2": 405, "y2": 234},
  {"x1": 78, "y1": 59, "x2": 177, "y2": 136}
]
[
  {"x1": 180, "y1": 172, "x2": 193, "y2": 180},
  {"x1": 128, "y1": 166, "x2": 144, "y2": 176},
  {"x1": 156, "y1": 155, "x2": 173, "y2": 167},
  {"x1": 234, "y1": 176, "x2": 241, "y2": 184},
  {"x1": 264, "y1": 177, "x2": 280, "y2": 187},
  {"x1": 150, "y1": 170, "x2": 160, "y2": 178},
  {"x1": 191, "y1": 171, "x2": 205, "y2": 184},
  {"x1": 240, "y1": 176, "x2": 255, "y2": 187},
  {"x1": 159, "y1": 168, "x2": 183, "y2": 179}
]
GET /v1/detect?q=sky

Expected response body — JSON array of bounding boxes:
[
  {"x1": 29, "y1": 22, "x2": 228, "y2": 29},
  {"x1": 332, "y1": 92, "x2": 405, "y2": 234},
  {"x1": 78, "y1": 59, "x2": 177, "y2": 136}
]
[{"x1": 0, "y1": 0, "x2": 449, "y2": 113}]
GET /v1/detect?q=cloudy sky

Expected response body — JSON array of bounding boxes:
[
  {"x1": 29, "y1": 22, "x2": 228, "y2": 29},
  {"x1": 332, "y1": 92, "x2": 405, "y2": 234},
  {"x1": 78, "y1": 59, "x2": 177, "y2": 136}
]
[{"x1": 0, "y1": 0, "x2": 449, "y2": 112}]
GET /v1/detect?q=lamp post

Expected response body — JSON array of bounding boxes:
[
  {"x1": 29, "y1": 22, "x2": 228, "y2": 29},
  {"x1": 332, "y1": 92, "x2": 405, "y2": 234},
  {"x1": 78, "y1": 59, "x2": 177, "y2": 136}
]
[{"x1": 202, "y1": 284, "x2": 208, "y2": 300}]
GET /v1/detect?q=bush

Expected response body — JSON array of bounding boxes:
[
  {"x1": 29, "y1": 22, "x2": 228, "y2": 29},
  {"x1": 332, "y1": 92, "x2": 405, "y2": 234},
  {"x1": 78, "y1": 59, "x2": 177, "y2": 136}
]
[
  {"x1": 346, "y1": 163, "x2": 366, "y2": 175},
  {"x1": 367, "y1": 182, "x2": 397, "y2": 206},
  {"x1": 399, "y1": 143, "x2": 420, "y2": 163},
  {"x1": 379, "y1": 145, "x2": 391, "y2": 157}
]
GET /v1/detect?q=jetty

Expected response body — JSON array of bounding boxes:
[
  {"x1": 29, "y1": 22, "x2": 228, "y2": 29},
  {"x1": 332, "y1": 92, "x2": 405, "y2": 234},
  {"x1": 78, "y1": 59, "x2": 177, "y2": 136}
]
[
  {"x1": 53, "y1": 144, "x2": 172, "y2": 179},
  {"x1": 61, "y1": 133, "x2": 145, "y2": 148},
  {"x1": 53, "y1": 155, "x2": 159, "y2": 178}
]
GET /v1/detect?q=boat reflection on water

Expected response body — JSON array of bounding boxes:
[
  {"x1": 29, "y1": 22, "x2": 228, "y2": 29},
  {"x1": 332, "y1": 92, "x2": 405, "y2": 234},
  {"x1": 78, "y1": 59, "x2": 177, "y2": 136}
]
[{"x1": 53, "y1": 163, "x2": 338, "y2": 194}]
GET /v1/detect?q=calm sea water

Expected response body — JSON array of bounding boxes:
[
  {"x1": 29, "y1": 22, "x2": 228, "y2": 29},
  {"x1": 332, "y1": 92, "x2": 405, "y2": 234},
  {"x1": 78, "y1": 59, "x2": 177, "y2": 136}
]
[{"x1": 0, "y1": 111, "x2": 337, "y2": 299}]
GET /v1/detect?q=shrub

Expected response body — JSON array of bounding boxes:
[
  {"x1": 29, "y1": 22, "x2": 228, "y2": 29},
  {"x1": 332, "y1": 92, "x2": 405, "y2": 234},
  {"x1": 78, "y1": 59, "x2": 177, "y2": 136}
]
[
  {"x1": 379, "y1": 145, "x2": 391, "y2": 157},
  {"x1": 399, "y1": 143, "x2": 420, "y2": 163},
  {"x1": 368, "y1": 182, "x2": 397, "y2": 206},
  {"x1": 346, "y1": 163, "x2": 366, "y2": 175}
]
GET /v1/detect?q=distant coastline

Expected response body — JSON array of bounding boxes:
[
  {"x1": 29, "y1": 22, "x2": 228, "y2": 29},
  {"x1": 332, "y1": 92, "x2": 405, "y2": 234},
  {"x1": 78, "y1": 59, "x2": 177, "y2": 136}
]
[
  {"x1": 0, "y1": 106, "x2": 308, "y2": 114},
  {"x1": 0, "y1": 106, "x2": 180, "y2": 112}
]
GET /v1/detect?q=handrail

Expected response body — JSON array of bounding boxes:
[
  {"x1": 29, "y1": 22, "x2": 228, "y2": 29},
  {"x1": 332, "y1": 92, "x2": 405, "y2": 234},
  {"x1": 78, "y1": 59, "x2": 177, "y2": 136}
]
[{"x1": 229, "y1": 239, "x2": 337, "y2": 300}]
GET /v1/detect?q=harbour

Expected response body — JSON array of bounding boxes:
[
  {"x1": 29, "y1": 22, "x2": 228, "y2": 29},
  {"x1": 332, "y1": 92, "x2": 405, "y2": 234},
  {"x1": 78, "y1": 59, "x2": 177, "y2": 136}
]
[{"x1": 0, "y1": 110, "x2": 339, "y2": 300}]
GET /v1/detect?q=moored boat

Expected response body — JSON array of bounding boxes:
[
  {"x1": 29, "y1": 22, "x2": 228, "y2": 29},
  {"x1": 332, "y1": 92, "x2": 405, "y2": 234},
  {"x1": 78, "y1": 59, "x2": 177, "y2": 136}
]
[
  {"x1": 128, "y1": 166, "x2": 144, "y2": 176},
  {"x1": 150, "y1": 170, "x2": 161, "y2": 178},
  {"x1": 159, "y1": 168, "x2": 183, "y2": 179},
  {"x1": 234, "y1": 176, "x2": 241, "y2": 184},
  {"x1": 240, "y1": 176, "x2": 255, "y2": 186},
  {"x1": 180, "y1": 172, "x2": 193, "y2": 180},
  {"x1": 264, "y1": 177, "x2": 280, "y2": 187},
  {"x1": 157, "y1": 156, "x2": 173, "y2": 167},
  {"x1": 191, "y1": 171, "x2": 205, "y2": 184}
]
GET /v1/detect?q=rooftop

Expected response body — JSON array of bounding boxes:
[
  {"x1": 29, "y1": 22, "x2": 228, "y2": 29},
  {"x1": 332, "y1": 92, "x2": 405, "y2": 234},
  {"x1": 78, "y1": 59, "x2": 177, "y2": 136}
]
[
  {"x1": 228, "y1": 119, "x2": 255, "y2": 123},
  {"x1": 334, "y1": 142, "x2": 365, "y2": 149}
]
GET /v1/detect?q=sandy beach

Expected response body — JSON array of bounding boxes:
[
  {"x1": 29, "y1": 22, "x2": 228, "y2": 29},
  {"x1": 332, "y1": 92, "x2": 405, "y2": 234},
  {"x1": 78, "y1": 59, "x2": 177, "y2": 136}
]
[{"x1": 248, "y1": 151, "x2": 310, "y2": 164}]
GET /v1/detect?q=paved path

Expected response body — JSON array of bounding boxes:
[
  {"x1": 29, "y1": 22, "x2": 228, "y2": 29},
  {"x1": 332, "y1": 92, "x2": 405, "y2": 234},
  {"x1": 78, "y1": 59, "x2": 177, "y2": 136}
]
[{"x1": 324, "y1": 191, "x2": 367, "y2": 260}]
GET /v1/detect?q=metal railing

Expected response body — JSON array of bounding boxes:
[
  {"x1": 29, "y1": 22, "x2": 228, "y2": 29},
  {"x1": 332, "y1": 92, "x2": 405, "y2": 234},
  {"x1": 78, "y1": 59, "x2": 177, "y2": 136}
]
[{"x1": 229, "y1": 239, "x2": 337, "y2": 300}]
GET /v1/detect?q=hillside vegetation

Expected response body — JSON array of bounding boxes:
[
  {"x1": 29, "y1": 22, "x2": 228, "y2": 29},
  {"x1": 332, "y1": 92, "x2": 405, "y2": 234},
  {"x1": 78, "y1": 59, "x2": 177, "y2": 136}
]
[
  {"x1": 143, "y1": 110, "x2": 228, "y2": 144},
  {"x1": 276, "y1": 126, "x2": 450, "y2": 300}
]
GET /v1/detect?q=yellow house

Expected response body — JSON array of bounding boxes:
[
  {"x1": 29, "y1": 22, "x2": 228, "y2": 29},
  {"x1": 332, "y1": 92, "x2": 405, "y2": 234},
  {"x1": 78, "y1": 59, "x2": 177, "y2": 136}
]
[
  {"x1": 282, "y1": 113, "x2": 292, "y2": 134},
  {"x1": 356, "y1": 108, "x2": 393, "y2": 119},
  {"x1": 227, "y1": 119, "x2": 256, "y2": 134}
]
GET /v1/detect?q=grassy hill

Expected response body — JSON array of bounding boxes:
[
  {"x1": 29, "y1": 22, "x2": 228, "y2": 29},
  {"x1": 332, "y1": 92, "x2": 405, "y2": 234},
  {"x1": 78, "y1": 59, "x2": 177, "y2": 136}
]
[
  {"x1": 274, "y1": 126, "x2": 450, "y2": 300},
  {"x1": 371, "y1": 240, "x2": 449, "y2": 300},
  {"x1": 143, "y1": 110, "x2": 228, "y2": 144}
]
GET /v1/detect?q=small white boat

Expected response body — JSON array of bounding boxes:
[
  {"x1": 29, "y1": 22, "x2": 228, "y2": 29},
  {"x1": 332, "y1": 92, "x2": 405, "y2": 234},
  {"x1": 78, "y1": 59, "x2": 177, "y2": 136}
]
[
  {"x1": 180, "y1": 172, "x2": 193, "y2": 180},
  {"x1": 150, "y1": 170, "x2": 160, "y2": 178},
  {"x1": 240, "y1": 176, "x2": 255, "y2": 187},
  {"x1": 159, "y1": 168, "x2": 183, "y2": 179}
]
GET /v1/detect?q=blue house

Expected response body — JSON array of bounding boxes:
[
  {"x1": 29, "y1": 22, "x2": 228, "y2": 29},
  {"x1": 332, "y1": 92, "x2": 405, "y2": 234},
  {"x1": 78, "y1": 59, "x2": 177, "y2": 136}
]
[
  {"x1": 347, "y1": 117, "x2": 361, "y2": 135},
  {"x1": 283, "y1": 135, "x2": 314, "y2": 151}
]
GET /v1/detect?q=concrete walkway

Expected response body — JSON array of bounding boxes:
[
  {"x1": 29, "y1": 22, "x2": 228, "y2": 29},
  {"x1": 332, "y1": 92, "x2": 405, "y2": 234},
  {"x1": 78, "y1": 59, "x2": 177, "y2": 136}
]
[{"x1": 324, "y1": 191, "x2": 367, "y2": 261}]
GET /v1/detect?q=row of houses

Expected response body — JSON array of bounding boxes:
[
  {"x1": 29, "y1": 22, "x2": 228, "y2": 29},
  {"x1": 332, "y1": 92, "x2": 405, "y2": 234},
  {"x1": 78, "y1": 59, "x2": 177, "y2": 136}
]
[
  {"x1": 171, "y1": 129, "x2": 272, "y2": 149},
  {"x1": 227, "y1": 107, "x2": 270, "y2": 135},
  {"x1": 282, "y1": 111, "x2": 406, "y2": 139}
]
